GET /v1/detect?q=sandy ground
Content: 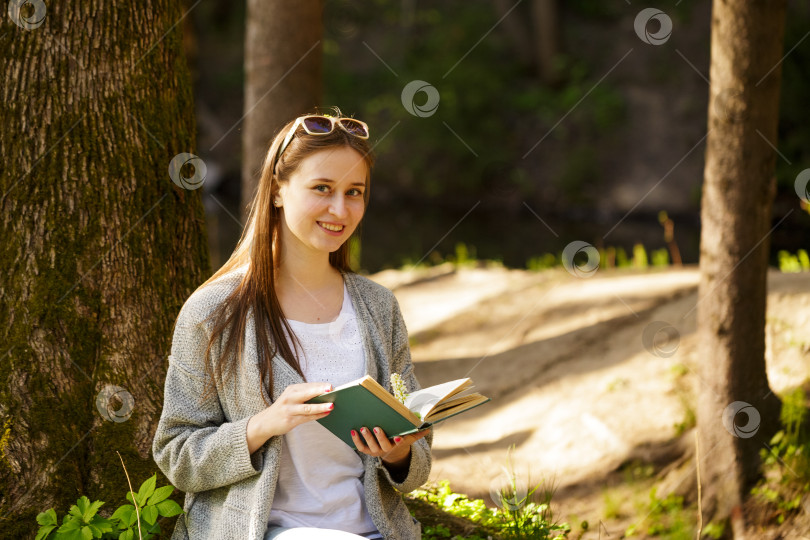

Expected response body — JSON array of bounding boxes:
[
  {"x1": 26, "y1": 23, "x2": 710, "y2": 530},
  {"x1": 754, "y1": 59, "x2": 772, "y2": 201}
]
[{"x1": 369, "y1": 264, "x2": 810, "y2": 536}]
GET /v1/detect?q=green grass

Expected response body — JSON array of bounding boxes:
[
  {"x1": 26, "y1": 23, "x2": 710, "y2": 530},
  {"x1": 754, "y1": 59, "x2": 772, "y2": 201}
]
[
  {"x1": 407, "y1": 478, "x2": 570, "y2": 540},
  {"x1": 751, "y1": 386, "x2": 810, "y2": 524},
  {"x1": 778, "y1": 249, "x2": 810, "y2": 273}
]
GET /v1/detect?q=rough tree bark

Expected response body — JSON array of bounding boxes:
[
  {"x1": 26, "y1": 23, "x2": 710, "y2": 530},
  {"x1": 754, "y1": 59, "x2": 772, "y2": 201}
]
[
  {"x1": 0, "y1": 1, "x2": 206, "y2": 536},
  {"x1": 696, "y1": 0, "x2": 788, "y2": 524},
  {"x1": 242, "y1": 0, "x2": 322, "y2": 220}
]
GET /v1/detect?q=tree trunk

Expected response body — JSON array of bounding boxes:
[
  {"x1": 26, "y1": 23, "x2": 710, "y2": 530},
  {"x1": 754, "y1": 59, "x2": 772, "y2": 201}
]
[
  {"x1": 242, "y1": 0, "x2": 323, "y2": 220},
  {"x1": 492, "y1": 0, "x2": 534, "y2": 68},
  {"x1": 0, "y1": 1, "x2": 205, "y2": 537},
  {"x1": 530, "y1": 0, "x2": 560, "y2": 85},
  {"x1": 493, "y1": 0, "x2": 560, "y2": 84},
  {"x1": 697, "y1": 0, "x2": 787, "y2": 523}
]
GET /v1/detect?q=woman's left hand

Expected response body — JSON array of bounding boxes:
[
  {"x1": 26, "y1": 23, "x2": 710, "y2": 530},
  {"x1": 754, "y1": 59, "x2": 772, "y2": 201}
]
[{"x1": 351, "y1": 426, "x2": 430, "y2": 468}]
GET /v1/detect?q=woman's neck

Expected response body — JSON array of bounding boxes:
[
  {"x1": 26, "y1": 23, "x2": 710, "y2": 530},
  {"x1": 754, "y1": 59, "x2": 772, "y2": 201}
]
[{"x1": 275, "y1": 249, "x2": 341, "y2": 294}]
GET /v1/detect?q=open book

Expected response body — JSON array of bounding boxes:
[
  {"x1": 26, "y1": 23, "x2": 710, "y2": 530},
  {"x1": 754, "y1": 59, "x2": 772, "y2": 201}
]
[{"x1": 305, "y1": 375, "x2": 490, "y2": 447}]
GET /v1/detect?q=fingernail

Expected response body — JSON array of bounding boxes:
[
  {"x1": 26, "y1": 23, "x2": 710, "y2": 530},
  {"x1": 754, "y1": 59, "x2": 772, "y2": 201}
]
[
  {"x1": 351, "y1": 430, "x2": 357, "y2": 437},
  {"x1": 373, "y1": 427, "x2": 379, "y2": 434},
  {"x1": 394, "y1": 436, "x2": 403, "y2": 443},
  {"x1": 360, "y1": 427, "x2": 366, "y2": 433},
  {"x1": 327, "y1": 403, "x2": 334, "y2": 410}
]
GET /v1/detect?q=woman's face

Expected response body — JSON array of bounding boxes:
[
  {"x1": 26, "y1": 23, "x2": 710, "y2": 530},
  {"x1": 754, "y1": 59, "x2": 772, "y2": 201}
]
[{"x1": 277, "y1": 146, "x2": 368, "y2": 255}]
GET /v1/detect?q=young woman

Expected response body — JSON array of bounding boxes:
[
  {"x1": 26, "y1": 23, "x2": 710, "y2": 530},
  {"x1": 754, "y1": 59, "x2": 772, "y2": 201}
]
[{"x1": 152, "y1": 111, "x2": 432, "y2": 540}]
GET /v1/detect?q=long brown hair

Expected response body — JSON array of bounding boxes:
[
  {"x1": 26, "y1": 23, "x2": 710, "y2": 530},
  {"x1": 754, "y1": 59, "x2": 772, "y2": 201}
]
[{"x1": 188, "y1": 109, "x2": 375, "y2": 407}]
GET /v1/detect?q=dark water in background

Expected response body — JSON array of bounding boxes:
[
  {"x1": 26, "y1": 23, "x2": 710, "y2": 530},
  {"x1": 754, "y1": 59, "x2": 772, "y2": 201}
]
[
  {"x1": 206, "y1": 198, "x2": 809, "y2": 276},
  {"x1": 357, "y1": 202, "x2": 703, "y2": 273}
]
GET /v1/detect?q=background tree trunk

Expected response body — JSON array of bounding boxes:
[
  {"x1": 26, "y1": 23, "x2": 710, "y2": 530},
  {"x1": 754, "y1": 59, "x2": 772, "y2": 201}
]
[
  {"x1": 492, "y1": 0, "x2": 534, "y2": 68},
  {"x1": 242, "y1": 0, "x2": 323, "y2": 220},
  {"x1": 530, "y1": 0, "x2": 560, "y2": 85},
  {"x1": 697, "y1": 0, "x2": 788, "y2": 524},
  {"x1": 0, "y1": 1, "x2": 205, "y2": 536},
  {"x1": 493, "y1": 0, "x2": 560, "y2": 84}
]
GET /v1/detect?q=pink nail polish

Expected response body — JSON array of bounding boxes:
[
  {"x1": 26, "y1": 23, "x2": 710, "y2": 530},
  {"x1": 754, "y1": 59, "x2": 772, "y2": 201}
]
[
  {"x1": 394, "y1": 436, "x2": 402, "y2": 443},
  {"x1": 351, "y1": 430, "x2": 357, "y2": 437},
  {"x1": 373, "y1": 427, "x2": 379, "y2": 434},
  {"x1": 327, "y1": 403, "x2": 334, "y2": 410}
]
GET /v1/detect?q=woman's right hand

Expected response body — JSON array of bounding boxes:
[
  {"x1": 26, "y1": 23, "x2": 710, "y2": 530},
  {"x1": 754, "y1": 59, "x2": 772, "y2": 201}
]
[{"x1": 246, "y1": 382, "x2": 333, "y2": 454}]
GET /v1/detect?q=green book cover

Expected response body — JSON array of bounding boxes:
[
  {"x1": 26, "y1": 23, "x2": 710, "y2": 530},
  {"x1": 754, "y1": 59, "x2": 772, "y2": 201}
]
[
  {"x1": 305, "y1": 375, "x2": 491, "y2": 447},
  {"x1": 307, "y1": 384, "x2": 421, "y2": 446}
]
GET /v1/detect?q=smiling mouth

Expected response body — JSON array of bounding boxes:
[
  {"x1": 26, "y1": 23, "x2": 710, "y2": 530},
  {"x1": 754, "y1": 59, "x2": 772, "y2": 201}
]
[{"x1": 318, "y1": 221, "x2": 345, "y2": 232}]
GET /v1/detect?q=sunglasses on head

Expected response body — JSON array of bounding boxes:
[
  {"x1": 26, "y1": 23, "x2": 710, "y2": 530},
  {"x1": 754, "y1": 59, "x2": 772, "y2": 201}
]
[{"x1": 274, "y1": 115, "x2": 370, "y2": 173}]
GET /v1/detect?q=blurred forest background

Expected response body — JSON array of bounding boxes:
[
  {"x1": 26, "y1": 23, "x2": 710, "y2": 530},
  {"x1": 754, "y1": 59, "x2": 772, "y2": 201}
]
[{"x1": 189, "y1": 0, "x2": 810, "y2": 273}]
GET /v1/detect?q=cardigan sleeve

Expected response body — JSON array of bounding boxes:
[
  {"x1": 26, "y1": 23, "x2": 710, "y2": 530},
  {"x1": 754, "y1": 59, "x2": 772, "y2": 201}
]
[
  {"x1": 151, "y1": 305, "x2": 263, "y2": 494},
  {"x1": 378, "y1": 294, "x2": 433, "y2": 493}
]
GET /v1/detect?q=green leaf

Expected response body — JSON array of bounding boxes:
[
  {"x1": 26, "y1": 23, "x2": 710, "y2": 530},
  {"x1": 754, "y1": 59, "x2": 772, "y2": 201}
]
[
  {"x1": 58, "y1": 517, "x2": 82, "y2": 532},
  {"x1": 62, "y1": 530, "x2": 85, "y2": 540},
  {"x1": 136, "y1": 474, "x2": 157, "y2": 507},
  {"x1": 76, "y1": 496, "x2": 90, "y2": 513},
  {"x1": 82, "y1": 500, "x2": 104, "y2": 523},
  {"x1": 89, "y1": 515, "x2": 113, "y2": 533},
  {"x1": 120, "y1": 528, "x2": 134, "y2": 540},
  {"x1": 80, "y1": 525, "x2": 93, "y2": 540},
  {"x1": 68, "y1": 502, "x2": 85, "y2": 520},
  {"x1": 34, "y1": 524, "x2": 57, "y2": 540},
  {"x1": 146, "y1": 485, "x2": 173, "y2": 506},
  {"x1": 110, "y1": 505, "x2": 135, "y2": 528},
  {"x1": 37, "y1": 508, "x2": 58, "y2": 527},
  {"x1": 142, "y1": 505, "x2": 158, "y2": 525},
  {"x1": 156, "y1": 499, "x2": 183, "y2": 517}
]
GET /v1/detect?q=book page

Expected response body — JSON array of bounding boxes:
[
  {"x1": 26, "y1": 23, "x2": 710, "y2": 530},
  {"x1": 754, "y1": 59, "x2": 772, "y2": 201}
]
[
  {"x1": 404, "y1": 378, "x2": 472, "y2": 420},
  {"x1": 423, "y1": 394, "x2": 490, "y2": 424}
]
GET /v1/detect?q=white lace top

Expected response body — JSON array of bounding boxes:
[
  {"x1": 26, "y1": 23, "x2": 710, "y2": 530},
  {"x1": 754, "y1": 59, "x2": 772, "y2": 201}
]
[{"x1": 268, "y1": 281, "x2": 381, "y2": 538}]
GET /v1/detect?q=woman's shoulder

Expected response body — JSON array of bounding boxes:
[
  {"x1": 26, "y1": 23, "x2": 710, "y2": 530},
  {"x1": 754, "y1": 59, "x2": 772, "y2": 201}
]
[
  {"x1": 176, "y1": 266, "x2": 248, "y2": 328},
  {"x1": 343, "y1": 271, "x2": 397, "y2": 307}
]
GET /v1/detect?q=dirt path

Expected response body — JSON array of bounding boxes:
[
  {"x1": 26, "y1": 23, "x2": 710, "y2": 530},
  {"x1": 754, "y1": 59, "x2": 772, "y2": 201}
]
[{"x1": 370, "y1": 265, "x2": 810, "y2": 534}]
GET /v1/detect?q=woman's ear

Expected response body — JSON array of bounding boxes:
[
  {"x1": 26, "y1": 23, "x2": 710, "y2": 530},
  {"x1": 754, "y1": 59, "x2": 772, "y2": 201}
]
[{"x1": 274, "y1": 183, "x2": 287, "y2": 208}]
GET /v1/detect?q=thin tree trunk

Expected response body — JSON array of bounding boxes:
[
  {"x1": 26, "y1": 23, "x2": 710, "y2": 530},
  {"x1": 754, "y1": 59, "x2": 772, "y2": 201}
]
[
  {"x1": 696, "y1": 0, "x2": 787, "y2": 523},
  {"x1": 530, "y1": 0, "x2": 560, "y2": 85},
  {"x1": 242, "y1": 0, "x2": 323, "y2": 221},
  {"x1": 493, "y1": 0, "x2": 560, "y2": 83},
  {"x1": 492, "y1": 0, "x2": 533, "y2": 68},
  {"x1": 0, "y1": 1, "x2": 204, "y2": 536}
]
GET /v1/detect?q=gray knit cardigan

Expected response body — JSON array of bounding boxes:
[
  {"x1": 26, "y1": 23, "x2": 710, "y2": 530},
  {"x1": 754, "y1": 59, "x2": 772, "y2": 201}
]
[{"x1": 151, "y1": 266, "x2": 432, "y2": 540}]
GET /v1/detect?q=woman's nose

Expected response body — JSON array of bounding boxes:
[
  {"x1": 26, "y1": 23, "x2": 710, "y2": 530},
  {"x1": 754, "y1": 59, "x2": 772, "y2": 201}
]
[{"x1": 328, "y1": 194, "x2": 348, "y2": 217}]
